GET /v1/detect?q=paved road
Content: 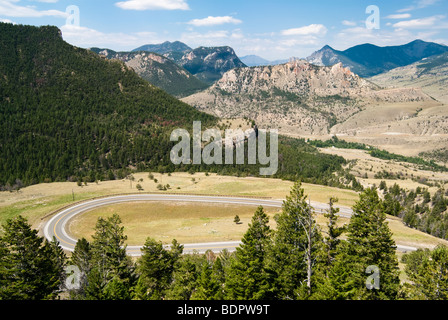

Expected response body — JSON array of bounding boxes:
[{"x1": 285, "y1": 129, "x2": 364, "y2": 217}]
[{"x1": 43, "y1": 194, "x2": 417, "y2": 256}]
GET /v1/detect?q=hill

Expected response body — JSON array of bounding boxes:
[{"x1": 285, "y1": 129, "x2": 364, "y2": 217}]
[
  {"x1": 183, "y1": 59, "x2": 432, "y2": 136},
  {"x1": 306, "y1": 40, "x2": 448, "y2": 77},
  {"x1": 0, "y1": 23, "x2": 214, "y2": 189},
  {"x1": 89, "y1": 48, "x2": 209, "y2": 97},
  {"x1": 369, "y1": 52, "x2": 448, "y2": 104}
]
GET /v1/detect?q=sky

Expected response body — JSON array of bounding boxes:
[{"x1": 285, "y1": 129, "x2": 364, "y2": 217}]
[{"x1": 1, "y1": 0, "x2": 448, "y2": 60}]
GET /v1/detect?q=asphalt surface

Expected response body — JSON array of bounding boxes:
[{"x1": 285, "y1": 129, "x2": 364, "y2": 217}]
[{"x1": 43, "y1": 194, "x2": 417, "y2": 256}]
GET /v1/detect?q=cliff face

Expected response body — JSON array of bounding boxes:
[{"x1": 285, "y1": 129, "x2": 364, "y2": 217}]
[
  {"x1": 182, "y1": 59, "x2": 432, "y2": 135},
  {"x1": 214, "y1": 60, "x2": 377, "y2": 95},
  {"x1": 173, "y1": 46, "x2": 247, "y2": 84}
]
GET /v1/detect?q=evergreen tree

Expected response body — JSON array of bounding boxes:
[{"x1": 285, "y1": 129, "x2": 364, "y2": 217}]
[
  {"x1": 0, "y1": 216, "x2": 66, "y2": 300},
  {"x1": 323, "y1": 197, "x2": 346, "y2": 266},
  {"x1": 225, "y1": 206, "x2": 272, "y2": 300},
  {"x1": 134, "y1": 238, "x2": 183, "y2": 300},
  {"x1": 266, "y1": 182, "x2": 322, "y2": 299},
  {"x1": 312, "y1": 198, "x2": 347, "y2": 299},
  {"x1": 328, "y1": 188, "x2": 401, "y2": 300},
  {"x1": 166, "y1": 255, "x2": 199, "y2": 300},
  {"x1": 403, "y1": 245, "x2": 448, "y2": 300},
  {"x1": 85, "y1": 214, "x2": 135, "y2": 299},
  {"x1": 68, "y1": 238, "x2": 92, "y2": 299},
  {"x1": 192, "y1": 255, "x2": 225, "y2": 300}
]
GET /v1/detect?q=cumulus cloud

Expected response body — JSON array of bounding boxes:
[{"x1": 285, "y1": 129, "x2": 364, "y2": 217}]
[
  {"x1": 393, "y1": 15, "x2": 446, "y2": 29},
  {"x1": 115, "y1": 0, "x2": 189, "y2": 11},
  {"x1": 281, "y1": 24, "x2": 327, "y2": 36},
  {"x1": 60, "y1": 24, "x2": 162, "y2": 51},
  {"x1": 188, "y1": 16, "x2": 242, "y2": 27}
]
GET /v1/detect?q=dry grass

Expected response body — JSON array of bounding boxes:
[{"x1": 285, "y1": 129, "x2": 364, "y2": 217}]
[
  {"x1": 68, "y1": 201, "x2": 280, "y2": 245},
  {"x1": 0, "y1": 172, "x2": 360, "y2": 231},
  {"x1": 66, "y1": 199, "x2": 448, "y2": 250},
  {"x1": 320, "y1": 147, "x2": 448, "y2": 194}
]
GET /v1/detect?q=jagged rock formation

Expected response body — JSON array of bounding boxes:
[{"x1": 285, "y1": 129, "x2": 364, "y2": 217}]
[{"x1": 183, "y1": 59, "x2": 432, "y2": 135}]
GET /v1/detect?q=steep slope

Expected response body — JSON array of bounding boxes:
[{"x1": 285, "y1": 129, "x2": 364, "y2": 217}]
[
  {"x1": 0, "y1": 23, "x2": 215, "y2": 188},
  {"x1": 306, "y1": 40, "x2": 448, "y2": 77},
  {"x1": 369, "y1": 52, "x2": 448, "y2": 104},
  {"x1": 133, "y1": 42, "x2": 246, "y2": 84},
  {"x1": 172, "y1": 46, "x2": 247, "y2": 84},
  {"x1": 89, "y1": 48, "x2": 209, "y2": 97},
  {"x1": 183, "y1": 59, "x2": 432, "y2": 135}
]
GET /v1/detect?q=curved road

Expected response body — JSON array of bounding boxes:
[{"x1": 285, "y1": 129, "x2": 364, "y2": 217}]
[{"x1": 43, "y1": 194, "x2": 417, "y2": 256}]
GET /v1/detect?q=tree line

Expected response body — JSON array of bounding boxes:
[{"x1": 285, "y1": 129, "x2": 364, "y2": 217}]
[{"x1": 1, "y1": 183, "x2": 447, "y2": 300}]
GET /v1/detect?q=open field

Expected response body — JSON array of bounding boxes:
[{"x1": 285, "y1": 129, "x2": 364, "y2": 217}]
[
  {"x1": 68, "y1": 201, "x2": 281, "y2": 245},
  {"x1": 66, "y1": 197, "x2": 448, "y2": 251},
  {"x1": 319, "y1": 147, "x2": 448, "y2": 193},
  {"x1": 296, "y1": 100, "x2": 448, "y2": 157},
  {"x1": 0, "y1": 172, "x2": 360, "y2": 232}
]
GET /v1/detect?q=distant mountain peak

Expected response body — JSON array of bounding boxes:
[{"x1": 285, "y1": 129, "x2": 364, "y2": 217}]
[
  {"x1": 321, "y1": 45, "x2": 335, "y2": 51},
  {"x1": 132, "y1": 41, "x2": 192, "y2": 54},
  {"x1": 306, "y1": 39, "x2": 448, "y2": 77}
]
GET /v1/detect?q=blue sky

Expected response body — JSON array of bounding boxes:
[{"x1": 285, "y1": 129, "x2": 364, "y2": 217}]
[{"x1": 1, "y1": 0, "x2": 448, "y2": 60}]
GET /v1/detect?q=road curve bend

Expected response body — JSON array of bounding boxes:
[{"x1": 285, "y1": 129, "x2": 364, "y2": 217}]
[{"x1": 42, "y1": 193, "x2": 416, "y2": 256}]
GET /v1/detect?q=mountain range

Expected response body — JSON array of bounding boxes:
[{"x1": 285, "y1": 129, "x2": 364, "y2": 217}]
[
  {"x1": 306, "y1": 40, "x2": 448, "y2": 78},
  {"x1": 132, "y1": 41, "x2": 246, "y2": 85},
  {"x1": 89, "y1": 48, "x2": 208, "y2": 97}
]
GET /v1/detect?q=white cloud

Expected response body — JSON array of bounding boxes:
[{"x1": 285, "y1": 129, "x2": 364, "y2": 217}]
[
  {"x1": 281, "y1": 24, "x2": 327, "y2": 36},
  {"x1": 187, "y1": 16, "x2": 242, "y2": 27},
  {"x1": 0, "y1": 0, "x2": 67, "y2": 17},
  {"x1": 60, "y1": 24, "x2": 162, "y2": 51},
  {"x1": 386, "y1": 13, "x2": 412, "y2": 19},
  {"x1": 397, "y1": 0, "x2": 440, "y2": 12},
  {"x1": 342, "y1": 20, "x2": 356, "y2": 26},
  {"x1": 115, "y1": 0, "x2": 189, "y2": 11},
  {"x1": 393, "y1": 15, "x2": 446, "y2": 29}
]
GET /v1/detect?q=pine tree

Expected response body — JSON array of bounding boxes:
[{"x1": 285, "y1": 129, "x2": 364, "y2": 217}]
[
  {"x1": 134, "y1": 238, "x2": 182, "y2": 300},
  {"x1": 266, "y1": 182, "x2": 322, "y2": 299},
  {"x1": 86, "y1": 214, "x2": 135, "y2": 299},
  {"x1": 225, "y1": 206, "x2": 272, "y2": 300},
  {"x1": 166, "y1": 255, "x2": 199, "y2": 300},
  {"x1": 323, "y1": 197, "x2": 346, "y2": 267},
  {"x1": 192, "y1": 256, "x2": 225, "y2": 300},
  {"x1": 312, "y1": 198, "x2": 347, "y2": 299},
  {"x1": 68, "y1": 238, "x2": 92, "y2": 299},
  {"x1": 0, "y1": 216, "x2": 66, "y2": 300},
  {"x1": 330, "y1": 188, "x2": 401, "y2": 300},
  {"x1": 403, "y1": 245, "x2": 448, "y2": 300}
]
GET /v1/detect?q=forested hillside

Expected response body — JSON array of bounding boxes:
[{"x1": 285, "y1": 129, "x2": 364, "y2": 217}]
[
  {"x1": 0, "y1": 23, "x2": 362, "y2": 191},
  {"x1": 0, "y1": 23, "x2": 215, "y2": 189}
]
